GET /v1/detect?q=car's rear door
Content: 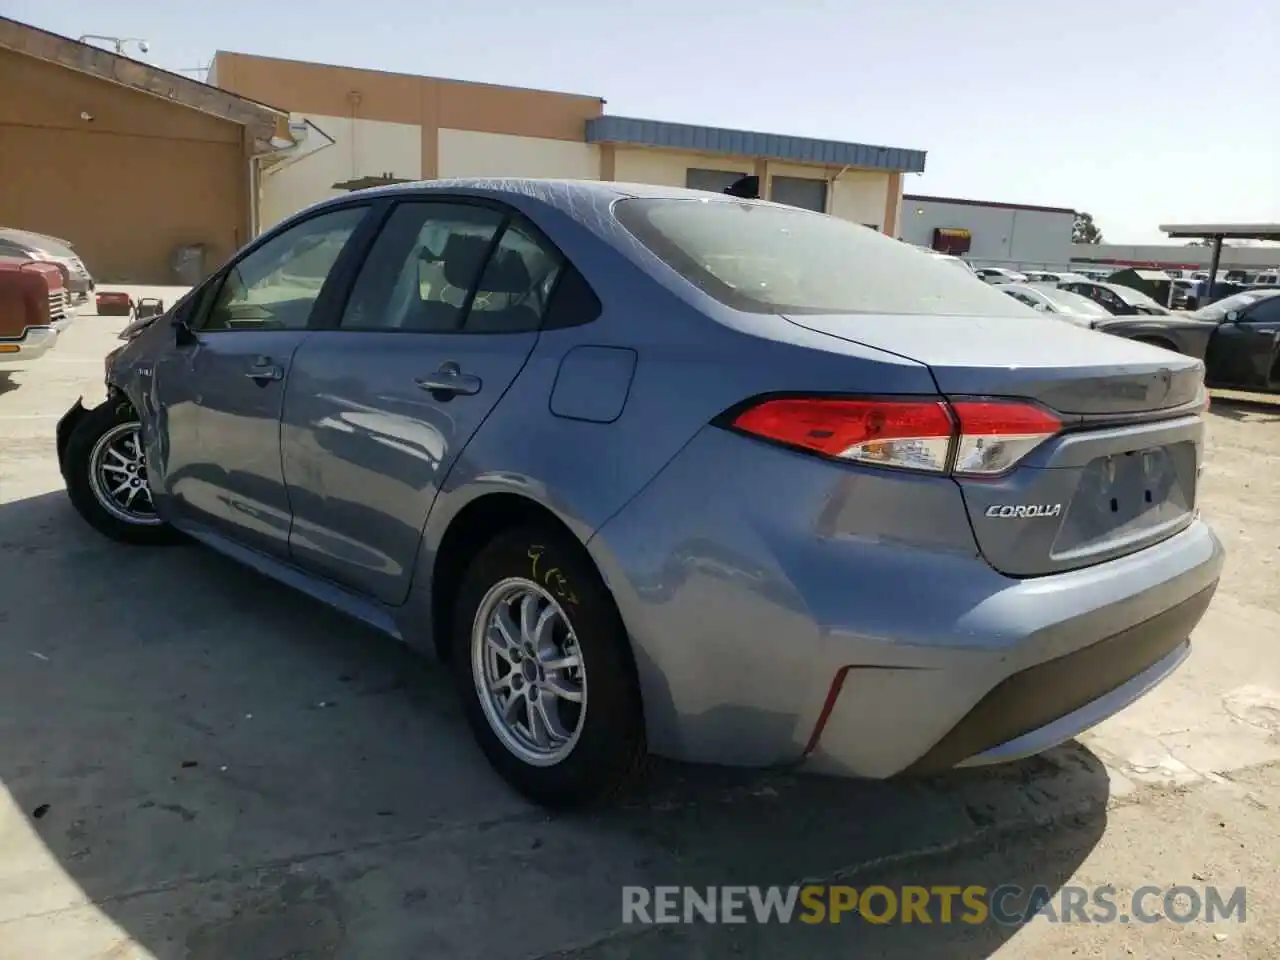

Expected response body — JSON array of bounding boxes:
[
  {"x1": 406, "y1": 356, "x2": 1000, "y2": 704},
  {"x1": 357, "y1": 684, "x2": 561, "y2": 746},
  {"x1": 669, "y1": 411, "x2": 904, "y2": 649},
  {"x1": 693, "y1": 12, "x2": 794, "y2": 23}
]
[
  {"x1": 150, "y1": 204, "x2": 372, "y2": 557},
  {"x1": 280, "y1": 198, "x2": 566, "y2": 604}
]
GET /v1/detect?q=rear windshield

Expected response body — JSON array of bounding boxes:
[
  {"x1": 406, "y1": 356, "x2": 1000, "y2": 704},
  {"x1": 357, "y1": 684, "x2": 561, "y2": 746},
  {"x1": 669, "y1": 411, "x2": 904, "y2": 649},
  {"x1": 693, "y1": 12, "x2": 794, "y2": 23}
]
[
  {"x1": 1035, "y1": 286, "x2": 1111, "y2": 316},
  {"x1": 613, "y1": 198, "x2": 1035, "y2": 317}
]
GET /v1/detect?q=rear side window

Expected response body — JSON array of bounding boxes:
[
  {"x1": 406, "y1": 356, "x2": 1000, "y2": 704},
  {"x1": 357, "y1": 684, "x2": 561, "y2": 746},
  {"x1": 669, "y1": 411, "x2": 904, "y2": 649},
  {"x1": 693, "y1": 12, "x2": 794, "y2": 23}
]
[
  {"x1": 467, "y1": 220, "x2": 563, "y2": 334},
  {"x1": 340, "y1": 202, "x2": 507, "y2": 333},
  {"x1": 340, "y1": 201, "x2": 585, "y2": 334},
  {"x1": 613, "y1": 199, "x2": 1035, "y2": 317}
]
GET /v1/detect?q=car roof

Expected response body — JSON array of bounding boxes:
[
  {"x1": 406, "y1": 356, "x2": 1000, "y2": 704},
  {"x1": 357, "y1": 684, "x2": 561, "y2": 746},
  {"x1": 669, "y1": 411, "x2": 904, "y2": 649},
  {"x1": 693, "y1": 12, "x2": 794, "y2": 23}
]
[
  {"x1": 0, "y1": 227, "x2": 75, "y2": 250},
  {"x1": 1082, "y1": 280, "x2": 1143, "y2": 297},
  {"x1": 320, "y1": 177, "x2": 754, "y2": 212}
]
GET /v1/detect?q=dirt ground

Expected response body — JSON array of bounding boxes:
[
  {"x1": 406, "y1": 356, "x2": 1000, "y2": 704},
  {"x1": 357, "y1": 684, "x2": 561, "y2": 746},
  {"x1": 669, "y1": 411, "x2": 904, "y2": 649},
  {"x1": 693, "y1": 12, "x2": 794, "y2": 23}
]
[{"x1": 1, "y1": 303, "x2": 1279, "y2": 959}]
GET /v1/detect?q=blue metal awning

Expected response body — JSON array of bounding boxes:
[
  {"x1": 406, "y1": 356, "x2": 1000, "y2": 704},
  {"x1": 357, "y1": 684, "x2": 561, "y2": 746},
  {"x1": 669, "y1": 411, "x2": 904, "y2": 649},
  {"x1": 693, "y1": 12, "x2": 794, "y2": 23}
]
[{"x1": 586, "y1": 116, "x2": 926, "y2": 173}]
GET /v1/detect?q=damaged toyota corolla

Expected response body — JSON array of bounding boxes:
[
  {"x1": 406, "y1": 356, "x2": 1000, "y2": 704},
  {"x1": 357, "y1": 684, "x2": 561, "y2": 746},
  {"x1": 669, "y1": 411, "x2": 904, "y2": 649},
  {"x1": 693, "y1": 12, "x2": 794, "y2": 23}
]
[{"x1": 57, "y1": 179, "x2": 1224, "y2": 808}]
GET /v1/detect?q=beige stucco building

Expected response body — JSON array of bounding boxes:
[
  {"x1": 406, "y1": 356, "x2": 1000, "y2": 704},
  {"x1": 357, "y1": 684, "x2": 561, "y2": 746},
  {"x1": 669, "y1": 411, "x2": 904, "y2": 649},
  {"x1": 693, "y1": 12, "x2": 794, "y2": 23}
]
[
  {"x1": 210, "y1": 52, "x2": 927, "y2": 237},
  {"x1": 0, "y1": 17, "x2": 297, "y2": 283},
  {"x1": 0, "y1": 13, "x2": 926, "y2": 284}
]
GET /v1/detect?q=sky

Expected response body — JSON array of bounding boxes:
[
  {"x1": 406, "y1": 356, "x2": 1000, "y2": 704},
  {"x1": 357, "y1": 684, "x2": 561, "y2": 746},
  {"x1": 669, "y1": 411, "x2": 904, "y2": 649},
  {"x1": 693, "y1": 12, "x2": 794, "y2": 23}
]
[{"x1": 6, "y1": 0, "x2": 1277, "y2": 244}]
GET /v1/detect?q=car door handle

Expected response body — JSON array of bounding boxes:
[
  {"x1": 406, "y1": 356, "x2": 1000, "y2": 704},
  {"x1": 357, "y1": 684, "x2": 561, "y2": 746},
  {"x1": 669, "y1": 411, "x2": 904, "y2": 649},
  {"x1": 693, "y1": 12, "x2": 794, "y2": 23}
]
[
  {"x1": 245, "y1": 357, "x2": 285, "y2": 383},
  {"x1": 415, "y1": 363, "x2": 481, "y2": 397}
]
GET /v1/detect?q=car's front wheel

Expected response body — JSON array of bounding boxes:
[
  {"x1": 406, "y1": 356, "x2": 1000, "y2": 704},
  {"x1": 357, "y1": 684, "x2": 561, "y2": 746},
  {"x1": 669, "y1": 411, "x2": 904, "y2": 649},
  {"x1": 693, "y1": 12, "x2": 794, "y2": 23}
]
[
  {"x1": 64, "y1": 399, "x2": 183, "y2": 546},
  {"x1": 452, "y1": 525, "x2": 646, "y2": 808}
]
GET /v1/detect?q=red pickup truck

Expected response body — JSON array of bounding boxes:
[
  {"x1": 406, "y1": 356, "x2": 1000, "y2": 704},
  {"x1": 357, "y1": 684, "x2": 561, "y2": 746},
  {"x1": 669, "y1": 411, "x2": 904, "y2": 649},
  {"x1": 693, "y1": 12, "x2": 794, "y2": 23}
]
[{"x1": 0, "y1": 257, "x2": 68, "y2": 367}]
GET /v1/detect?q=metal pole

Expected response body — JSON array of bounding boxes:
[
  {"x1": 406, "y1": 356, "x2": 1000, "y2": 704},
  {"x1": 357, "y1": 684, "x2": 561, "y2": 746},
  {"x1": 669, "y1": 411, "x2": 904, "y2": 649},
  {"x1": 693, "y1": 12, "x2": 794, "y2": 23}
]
[{"x1": 1206, "y1": 235, "x2": 1224, "y2": 303}]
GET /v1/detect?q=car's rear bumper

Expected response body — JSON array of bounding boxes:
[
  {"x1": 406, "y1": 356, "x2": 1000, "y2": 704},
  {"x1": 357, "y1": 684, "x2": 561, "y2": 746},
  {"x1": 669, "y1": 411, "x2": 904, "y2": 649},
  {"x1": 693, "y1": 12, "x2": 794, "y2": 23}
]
[
  {"x1": 588, "y1": 424, "x2": 1224, "y2": 777},
  {"x1": 0, "y1": 326, "x2": 57, "y2": 365},
  {"x1": 951, "y1": 637, "x2": 1190, "y2": 769},
  {"x1": 800, "y1": 520, "x2": 1221, "y2": 778}
]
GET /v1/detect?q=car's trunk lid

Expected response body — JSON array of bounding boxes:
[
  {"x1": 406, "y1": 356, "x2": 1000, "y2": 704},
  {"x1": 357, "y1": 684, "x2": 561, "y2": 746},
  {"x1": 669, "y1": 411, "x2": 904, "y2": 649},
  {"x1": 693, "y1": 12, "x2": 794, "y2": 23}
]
[{"x1": 784, "y1": 312, "x2": 1205, "y2": 577}]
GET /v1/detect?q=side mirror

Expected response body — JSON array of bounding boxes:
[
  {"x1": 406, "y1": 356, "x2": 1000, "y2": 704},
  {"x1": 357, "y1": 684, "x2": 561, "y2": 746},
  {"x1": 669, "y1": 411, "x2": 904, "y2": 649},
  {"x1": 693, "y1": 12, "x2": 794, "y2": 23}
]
[{"x1": 1225, "y1": 310, "x2": 1241, "y2": 323}]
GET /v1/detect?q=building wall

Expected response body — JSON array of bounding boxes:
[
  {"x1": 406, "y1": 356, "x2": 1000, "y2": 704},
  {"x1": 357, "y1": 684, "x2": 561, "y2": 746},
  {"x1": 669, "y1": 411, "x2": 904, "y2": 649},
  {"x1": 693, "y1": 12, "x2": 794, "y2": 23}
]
[
  {"x1": 437, "y1": 129, "x2": 600, "y2": 180},
  {"x1": 215, "y1": 52, "x2": 907, "y2": 238},
  {"x1": 1071, "y1": 243, "x2": 1280, "y2": 270},
  {"x1": 829, "y1": 170, "x2": 894, "y2": 230},
  {"x1": 0, "y1": 49, "x2": 248, "y2": 282},
  {"x1": 259, "y1": 112, "x2": 422, "y2": 229},
  {"x1": 215, "y1": 51, "x2": 604, "y2": 225},
  {"x1": 899, "y1": 197, "x2": 1074, "y2": 266},
  {"x1": 614, "y1": 148, "x2": 747, "y2": 187},
  {"x1": 613, "y1": 149, "x2": 898, "y2": 230}
]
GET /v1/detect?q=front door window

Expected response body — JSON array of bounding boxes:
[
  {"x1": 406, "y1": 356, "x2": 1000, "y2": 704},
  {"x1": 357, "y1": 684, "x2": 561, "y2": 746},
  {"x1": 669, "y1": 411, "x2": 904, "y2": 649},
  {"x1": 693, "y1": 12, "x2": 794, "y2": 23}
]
[{"x1": 197, "y1": 207, "x2": 368, "y2": 332}]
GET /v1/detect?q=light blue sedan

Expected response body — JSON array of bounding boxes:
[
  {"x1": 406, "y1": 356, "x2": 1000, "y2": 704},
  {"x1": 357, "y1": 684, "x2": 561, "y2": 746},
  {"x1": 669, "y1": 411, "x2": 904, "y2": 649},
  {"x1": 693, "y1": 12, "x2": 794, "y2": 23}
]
[{"x1": 58, "y1": 179, "x2": 1223, "y2": 807}]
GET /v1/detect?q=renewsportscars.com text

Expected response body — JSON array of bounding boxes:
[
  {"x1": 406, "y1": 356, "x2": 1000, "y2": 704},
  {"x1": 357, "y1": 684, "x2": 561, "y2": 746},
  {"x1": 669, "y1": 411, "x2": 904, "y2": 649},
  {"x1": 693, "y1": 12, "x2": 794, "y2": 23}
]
[{"x1": 622, "y1": 884, "x2": 1247, "y2": 926}]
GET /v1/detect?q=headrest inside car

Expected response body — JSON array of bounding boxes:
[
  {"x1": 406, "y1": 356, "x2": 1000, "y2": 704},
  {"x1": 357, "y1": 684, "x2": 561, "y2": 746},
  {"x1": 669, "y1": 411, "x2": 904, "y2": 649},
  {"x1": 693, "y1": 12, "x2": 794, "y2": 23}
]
[
  {"x1": 442, "y1": 233, "x2": 493, "y2": 288},
  {"x1": 479, "y1": 250, "x2": 533, "y2": 294}
]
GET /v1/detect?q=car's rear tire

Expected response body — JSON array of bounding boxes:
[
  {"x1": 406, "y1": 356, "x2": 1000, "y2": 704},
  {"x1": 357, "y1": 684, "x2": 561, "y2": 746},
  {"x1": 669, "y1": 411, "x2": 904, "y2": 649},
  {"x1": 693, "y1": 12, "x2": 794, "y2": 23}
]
[
  {"x1": 64, "y1": 399, "x2": 183, "y2": 546},
  {"x1": 451, "y1": 525, "x2": 646, "y2": 808}
]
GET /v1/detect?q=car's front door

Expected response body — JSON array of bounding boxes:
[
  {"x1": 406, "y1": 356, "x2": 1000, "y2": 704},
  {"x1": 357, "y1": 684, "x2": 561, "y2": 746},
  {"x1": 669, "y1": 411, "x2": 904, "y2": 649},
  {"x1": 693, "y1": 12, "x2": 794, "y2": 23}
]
[
  {"x1": 151, "y1": 205, "x2": 370, "y2": 557},
  {"x1": 280, "y1": 199, "x2": 566, "y2": 603},
  {"x1": 1206, "y1": 296, "x2": 1280, "y2": 389}
]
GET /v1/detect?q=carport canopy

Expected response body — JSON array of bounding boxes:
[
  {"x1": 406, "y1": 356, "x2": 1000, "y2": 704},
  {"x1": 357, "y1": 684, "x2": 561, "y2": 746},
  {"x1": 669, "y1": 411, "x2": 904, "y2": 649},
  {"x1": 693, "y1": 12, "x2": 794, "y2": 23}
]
[
  {"x1": 1160, "y1": 223, "x2": 1280, "y2": 241},
  {"x1": 1159, "y1": 223, "x2": 1280, "y2": 298}
]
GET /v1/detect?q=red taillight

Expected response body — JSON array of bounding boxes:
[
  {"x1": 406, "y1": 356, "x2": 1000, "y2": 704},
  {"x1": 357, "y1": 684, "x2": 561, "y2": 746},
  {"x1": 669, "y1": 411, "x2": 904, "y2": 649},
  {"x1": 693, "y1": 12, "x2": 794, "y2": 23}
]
[
  {"x1": 949, "y1": 400, "x2": 1063, "y2": 476},
  {"x1": 729, "y1": 397, "x2": 1061, "y2": 476},
  {"x1": 732, "y1": 398, "x2": 954, "y2": 472}
]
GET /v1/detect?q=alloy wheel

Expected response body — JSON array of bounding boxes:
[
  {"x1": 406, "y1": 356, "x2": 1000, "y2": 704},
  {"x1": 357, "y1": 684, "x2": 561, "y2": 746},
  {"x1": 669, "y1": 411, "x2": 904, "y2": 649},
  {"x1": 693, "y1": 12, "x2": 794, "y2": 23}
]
[
  {"x1": 471, "y1": 578, "x2": 587, "y2": 766},
  {"x1": 87, "y1": 422, "x2": 162, "y2": 526}
]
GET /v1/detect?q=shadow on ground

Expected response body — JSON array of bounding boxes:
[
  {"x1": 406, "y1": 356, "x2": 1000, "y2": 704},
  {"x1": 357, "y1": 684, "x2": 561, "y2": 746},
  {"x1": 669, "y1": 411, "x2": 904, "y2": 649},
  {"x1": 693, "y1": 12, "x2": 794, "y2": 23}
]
[
  {"x1": 1208, "y1": 393, "x2": 1280, "y2": 422},
  {"x1": 0, "y1": 371, "x2": 19, "y2": 399},
  {"x1": 0, "y1": 490, "x2": 1110, "y2": 960}
]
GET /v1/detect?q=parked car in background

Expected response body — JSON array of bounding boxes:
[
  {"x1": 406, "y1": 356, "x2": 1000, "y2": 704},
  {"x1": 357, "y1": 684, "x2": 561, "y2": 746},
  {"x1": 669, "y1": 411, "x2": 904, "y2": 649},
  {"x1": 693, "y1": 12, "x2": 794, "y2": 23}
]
[
  {"x1": 974, "y1": 266, "x2": 1027, "y2": 284},
  {"x1": 0, "y1": 256, "x2": 66, "y2": 366},
  {"x1": 1059, "y1": 280, "x2": 1173, "y2": 317},
  {"x1": 1087, "y1": 289, "x2": 1280, "y2": 385},
  {"x1": 905, "y1": 244, "x2": 978, "y2": 276},
  {"x1": 1183, "y1": 280, "x2": 1250, "y2": 311},
  {"x1": 0, "y1": 228, "x2": 95, "y2": 305},
  {"x1": 57, "y1": 179, "x2": 1223, "y2": 807},
  {"x1": 930, "y1": 251, "x2": 977, "y2": 275},
  {"x1": 1023, "y1": 270, "x2": 1093, "y2": 285},
  {"x1": 997, "y1": 283, "x2": 1113, "y2": 327},
  {"x1": 1199, "y1": 289, "x2": 1280, "y2": 391},
  {"x1": 1170, "y1": 279, "x2": 1196, "y2": 309}
]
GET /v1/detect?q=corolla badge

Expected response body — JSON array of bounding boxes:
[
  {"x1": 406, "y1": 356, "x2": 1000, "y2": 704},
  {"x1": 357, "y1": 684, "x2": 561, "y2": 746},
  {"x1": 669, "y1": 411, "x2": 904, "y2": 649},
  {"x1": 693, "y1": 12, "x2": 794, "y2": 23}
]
[{"x1": 985, "y1": 503, "x2": 1063, "y2": 519}]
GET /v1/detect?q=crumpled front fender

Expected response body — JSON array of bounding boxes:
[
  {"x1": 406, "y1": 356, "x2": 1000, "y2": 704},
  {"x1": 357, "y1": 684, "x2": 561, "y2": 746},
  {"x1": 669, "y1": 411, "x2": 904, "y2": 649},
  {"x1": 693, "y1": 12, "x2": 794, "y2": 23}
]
[{"x1": 55, "y1": 397, "x2": 90, "y2": 479}]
